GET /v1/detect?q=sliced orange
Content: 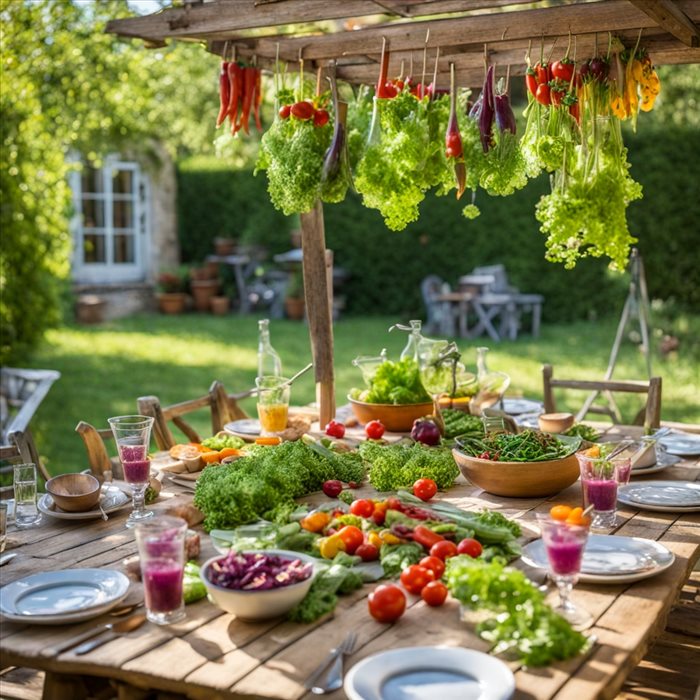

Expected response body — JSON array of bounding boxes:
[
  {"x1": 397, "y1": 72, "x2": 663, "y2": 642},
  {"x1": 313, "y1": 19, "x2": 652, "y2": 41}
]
[
  {"x1": 169, "y1": 443, "x2": 204, "y2": 460},
  {"x1": 255, "y1": 436, "x2": 282, "y2": 446},
  {"x1": 565, "y1": 507, "x2": 590, "y2": 526},
  {"x1": 201, "y1": 450, "x2": 223, "y2": 464},
  {"x1": 550, "y1": 504, "x2": 573, "y2": 521},
  {"x1": 217, "y1": 447, "x2": 241, "y2": 459},
  {"x1": 582, "y1": 445, "x2": 601, "y2": 458}
]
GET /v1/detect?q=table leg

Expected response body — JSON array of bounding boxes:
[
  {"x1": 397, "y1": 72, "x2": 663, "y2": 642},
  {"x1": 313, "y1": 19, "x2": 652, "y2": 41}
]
[
  {"x1": 469, "y1": 301, "x2": 501, "y2": 342},
  {"x1": 532, "y1": 302, "x2": 542, "y2": 337},
  {"x1": 233, "y1": 264, "x2": 249, "y2": 314},
  {"x1": 42, "y1": 672, "x2": 89, "y2": 700},
  {"x1": 459, "y1": 299, "x2": 469, "y2": 338}
]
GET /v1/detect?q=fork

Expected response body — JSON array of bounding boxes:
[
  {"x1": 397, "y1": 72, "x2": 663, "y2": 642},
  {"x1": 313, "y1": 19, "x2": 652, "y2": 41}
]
[
  {"x1": 308, "y1": 631, "x2": 358, "y2": 694},
  {"x1": 303, "y1": 631, "x2": 357, "y2": 694}
]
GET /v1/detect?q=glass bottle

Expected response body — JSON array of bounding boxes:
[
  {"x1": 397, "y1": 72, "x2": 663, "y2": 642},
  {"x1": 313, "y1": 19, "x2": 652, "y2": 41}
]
[
  {"x1": 476, "y1": 346, "x2": 490, "y2": 382},
  {"x1": 257, "y1": 319, "x2": 282, "y2": 379},
  {"x1": 389, "y1": 320, "x2": 424, "y2": 363}
]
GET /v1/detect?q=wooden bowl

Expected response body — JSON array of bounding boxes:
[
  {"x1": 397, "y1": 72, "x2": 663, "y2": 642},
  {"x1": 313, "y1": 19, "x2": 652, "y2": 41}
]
[
  {"x1": 348, "y1": 397, "x2": 434, "y2": 433},
  {"x1": 45, "y1": 473, "x2": 101, "y2": 512},
  {"x1": 537, "y1": 412, "x2": 575, "y2": 433},
  {"x1": 451, "y1": 448, "x2": 580, "y2": 498}
]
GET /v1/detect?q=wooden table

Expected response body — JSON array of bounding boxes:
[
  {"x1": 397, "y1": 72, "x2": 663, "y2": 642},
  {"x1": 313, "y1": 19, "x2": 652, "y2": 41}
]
[{"x1": 1, "y1": 425, "x2": 699, "y2": 700}]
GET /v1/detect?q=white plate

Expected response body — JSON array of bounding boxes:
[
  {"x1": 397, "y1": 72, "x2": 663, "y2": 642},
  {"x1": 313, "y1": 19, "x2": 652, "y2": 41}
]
[
  {"x1": 521, "y1": 535, "x2": 674, "y2": 584},
  {"x1": 617, "y1": 481, "x2": 700, "y2": 512},
  {"x1": 502, "y1": 398, "x2": 543, "y2": 416},
  {"x1": 514, "y1": 412, "x2": 541, "y2": 429},
  {"x1": 223, "y1": 418, "x2": 261, "y2": 440},
  {"x1": 0, "y1": 569, "x2": 130, "y2": 624},
  {"x1": 630, "y1": 449, "x2": 680, "y2": 476},
  {"x1": 344, "y1": 646, "x2": 514, "y2": 700},
  {"x1": 37, "y1": 487, "x2": 130, "y2": 521},
  {"x1": 658, "y1": 433, "x2": 700, "y2": 456}
]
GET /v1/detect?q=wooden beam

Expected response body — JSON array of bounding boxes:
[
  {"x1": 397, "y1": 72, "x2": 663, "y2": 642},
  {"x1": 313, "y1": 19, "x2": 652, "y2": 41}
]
[
  {"x1": 627, "y1": 0, "x2": 700, "y2": 47},
  {"x1": 300, "y1": 202, "x2": 335, "y2": 427}
]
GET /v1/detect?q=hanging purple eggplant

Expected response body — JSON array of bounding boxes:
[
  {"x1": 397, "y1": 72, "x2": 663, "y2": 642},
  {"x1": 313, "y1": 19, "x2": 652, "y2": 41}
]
[
  {"x1": 321, "y1": 68, "x2": 351, "y2": 203},
  {"x1": 478, "y1": 64, "x2": 495, "y2": 152},
  {"x1": 494, "y1": 93, "x2": 516, "y2": 134}
]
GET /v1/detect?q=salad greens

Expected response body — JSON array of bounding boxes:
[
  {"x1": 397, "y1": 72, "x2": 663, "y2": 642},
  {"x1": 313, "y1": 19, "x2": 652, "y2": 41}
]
[
  {"x1": 193, "y1": 441, "x2": 365, "y2": 531},
  {"x1": 201, "y1": 434, "x2": 245, "y2": 451},
  {"x1": 379, "y1": 542, "x2": 425, "y2": 577},
  {"x1": 441, "y1": 409, "x2": 484, "y2": 440},
  {"x1": 457, "y1": 429, "x2": 580, "y2": 462},
  {"x1": 446, "y1": 556, "x2": 589, "y2": 666},
  {"x1": 565, "y1": 423, "x2": 600, "y2": 442},
  {"x1": 350, "y1": 357, "x2": 430, "y2": 405},
  {"x1": 360, "y1": 441, "x2": 459, "y2": 491}
]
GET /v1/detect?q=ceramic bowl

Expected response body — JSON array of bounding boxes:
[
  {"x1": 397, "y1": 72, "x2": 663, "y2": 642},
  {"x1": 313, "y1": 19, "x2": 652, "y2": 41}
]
[
  {"x1": 537, "y1": 412, "x2": 575, "y2": 434},
  {"x1": 348, "y1": 397, "x2": 434, "y2": 432},
  {"x1": 45, "y1": 473, "x2": 101, "y2": 512},
  {"x1": 200, "y1": 550, "x2": 316, "y2": 620},
  {"x1": 452, "y1": 435, "x2": 581, "y2": 497}
]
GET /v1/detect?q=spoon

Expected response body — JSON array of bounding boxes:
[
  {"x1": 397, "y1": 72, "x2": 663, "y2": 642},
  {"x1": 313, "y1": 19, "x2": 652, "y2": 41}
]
[
  {"x1": 0, "y1": 552, "x2": 17, "y2": 566},
  {"x1": 46, "y1": 613, "x2": 147, "y2": 656},
  {"x1": 74, "y1": 613, "x2": 147, "y2": 655},
  {"x1": 109, "y1": 601, "x2": 144, "y2": 617},
  {"x1": 235, "y1": 362, "x2": 314, "y2": 399}
]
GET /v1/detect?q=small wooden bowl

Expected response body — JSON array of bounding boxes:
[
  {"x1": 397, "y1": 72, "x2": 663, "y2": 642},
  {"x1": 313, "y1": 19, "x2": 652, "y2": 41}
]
[
  {"x1": 451, "y1": 448, "x2": 580, "y2": 498},
  {"x1": 348, "y1": 397, "x2": 434, "y2": 433},
  {"x1": 45, "y1": 473, "x2": 101, "y2": 512},
  {"x1": 538, "y1": 412, "x2": 575, "y2": 434}
]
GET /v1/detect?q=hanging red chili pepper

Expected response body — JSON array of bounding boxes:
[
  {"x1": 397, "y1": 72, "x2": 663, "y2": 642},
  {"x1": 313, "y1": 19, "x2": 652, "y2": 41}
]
[
  {"x1": 238, "y1": 66, "x2": 257, "y2": 135},
  {"x1": 216, "y1": 61, "x2": 231, "y2": 128},
  {"x1": 227, "y1": 62, "x2": 242, "y2": 132},
  {"x1": 253, "y1": 68, "x2": 263, "y2": 132},
  {"x1": 376, "y1": 37, "x2": 393, "y2": 99}
]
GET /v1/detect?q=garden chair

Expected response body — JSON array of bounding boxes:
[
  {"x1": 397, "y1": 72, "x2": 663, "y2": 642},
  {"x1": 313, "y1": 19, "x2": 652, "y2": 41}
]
[
  {"x1": 75, "y1": 421, "x2": 123, "y2": 481},
  {"x1": 137, "y1": 380, "x2": 247, "y2": 451},
  {"x1": 420, "y1": 275, "x2": 458, "y2": 336},
  {"x1": 542, "y1": 364, "x2": 662, "y2": 429}
]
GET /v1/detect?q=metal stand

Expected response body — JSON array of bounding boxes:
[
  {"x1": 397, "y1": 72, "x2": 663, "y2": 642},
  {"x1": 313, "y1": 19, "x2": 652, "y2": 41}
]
[{"x1": 579, "y1": 248, "x2": 653, "y2": 422}]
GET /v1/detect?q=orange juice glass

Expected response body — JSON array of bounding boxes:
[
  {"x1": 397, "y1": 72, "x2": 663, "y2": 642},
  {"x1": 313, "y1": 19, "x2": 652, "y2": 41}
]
[{"x1": 256, "y1": 376, "x2": 290, "y2": 435}]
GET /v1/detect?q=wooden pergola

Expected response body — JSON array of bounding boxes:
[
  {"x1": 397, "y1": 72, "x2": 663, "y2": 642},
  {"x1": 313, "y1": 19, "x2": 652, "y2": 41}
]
[{"x1": 108, "y1": 0, "x2": 700, "y2": 426}]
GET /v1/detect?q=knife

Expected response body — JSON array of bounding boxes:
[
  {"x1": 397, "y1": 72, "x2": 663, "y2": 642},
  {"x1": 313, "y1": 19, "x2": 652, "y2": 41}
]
[
  {"x1": 44, "y1": 613, "x2": 146, "y2": 656},
  {"x1": 73, "y1": 613, "x2": 147, "y2": 655}
]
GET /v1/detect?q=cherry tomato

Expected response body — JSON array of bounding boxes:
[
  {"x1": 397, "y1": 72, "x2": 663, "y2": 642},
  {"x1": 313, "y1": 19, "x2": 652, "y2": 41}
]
[
  {"x1": 419, "y1": 555, "x2": 445, "y2": 580},
  {"x1": 372, "y1": 501, "x2": 389, "y2": 526},
  {"x1": 429, "y1": 540, "x2": 458, "y2": 561},
  {"x1": 337, "y1": 525, "x2": 364, "y2": 555},
  {"x1": 386, "y1": 497, "x2": 403, "y2": 512},
  {"x1": 400, "y1": 564, "x2": 435, "y2": 595},
  {"x1": 325, "y1": 420, "x2": 346, "y2": 439},
  {"x1": 456, "y1": 538, "x2": 483, "y2": 558},
  {"x1": 413, "y1": 478, "x2": 438, "y2": 502},
  {"x1": 278, "y1": 104, "x2": 291, "y2": 119},
  {"x1": 368, "y1": 584, "x2": 406, "y2": 623},
  {"x1": 549, "y1": 504, "x2": 572, "y2": 521},
  {"x1": 535, "y1": 83, "x2": 551, "y2": 106},
  {"x1": 421, "y1": 580, "x2": 448, "y2": 607},
  {"x1": 290, "y1": 101, "x2": 314, "y2": 120},
  {"x1": 355, "y1": 543, "x2": 379, "y2": 562},
  {"x1": 365, "y1": 420, "x2": 385, "y2": 440},
  {"x1": 313, "y1": 108, "x2": 330, "y2": 127},
  {"x1": 349, "y1": 499, "x2": 375, "y2": 519},
  {"x1": 551, "y1": 59, "x2": 575, "y2": 83}
]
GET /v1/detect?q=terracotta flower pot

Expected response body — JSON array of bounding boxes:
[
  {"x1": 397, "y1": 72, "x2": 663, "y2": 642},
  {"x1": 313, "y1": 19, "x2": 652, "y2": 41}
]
[
  {"x1": 191, "y1": 279, "x2": 220, "y2": 312},
  {"x1": 284, "y1": 297, "x2": 305, "y2": 320},
  {"x1": 157, "y1": 293, "x2": 187, "y2": 314},
  {"x1": 214, "y1": 237, "x2": 236, "y2": 256},
  {"x1": 210, "y1": 296, "x2": 230, "y2": 316}
]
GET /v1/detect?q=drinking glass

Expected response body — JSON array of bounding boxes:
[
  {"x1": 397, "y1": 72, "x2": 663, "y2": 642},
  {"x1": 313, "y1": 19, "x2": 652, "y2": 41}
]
[
  {"x1": 0, "y1": 502, "x2": 7, "y2": 552},
  {"x1": 108, "y1": 415, "x2": 155, "y2": 528},
  {"x1": 13, "y1": 463, "x2": 42, "y2": 528},
  {"x1": 537, "y1": 514, "x2": 592, "y2": 630},
  {"x1": 135, "y1": 515, "x2": 187, "y2": 625},
  {"x1": 255, "y1": 376, "x2": 290, "y2": 436},
  {"x1": 576, "y1": 453, "x2": 631, "y2": 529}
]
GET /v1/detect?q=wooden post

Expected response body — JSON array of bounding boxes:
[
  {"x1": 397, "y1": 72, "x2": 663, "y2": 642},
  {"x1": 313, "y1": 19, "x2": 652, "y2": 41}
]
[{"x1": 300, "y1": 201, "x2": 335, "y2": 426}]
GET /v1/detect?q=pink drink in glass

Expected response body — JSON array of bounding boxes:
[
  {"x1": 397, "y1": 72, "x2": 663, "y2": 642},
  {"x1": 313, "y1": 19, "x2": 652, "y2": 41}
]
[
  {"x1": 545, "y1": 536, "x2": 586, "y2": 576},
  {"x1": 576, "y1": 452, "x2": 630, "y2": 529},
  {"x1": 143, "y1": 561, "x2": 184, "y2": 612},
  {"x1": 582, "y1": 479, "x2": 618, "y2": 512},
  {"x1": 119, "y1": 445, "x2": 150, "y2": 484}
]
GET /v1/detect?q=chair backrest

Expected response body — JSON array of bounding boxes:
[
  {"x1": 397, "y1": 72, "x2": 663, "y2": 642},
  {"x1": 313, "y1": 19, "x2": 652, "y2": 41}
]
[
  {"x1": 75, "y1": 421, "x2": 123, "y2": 480},
  {"x1": 420, "y1": 275, "x2": 450, "y2": 333},
  {"x1": 0, "y1": 429, "x2": 52, "y2": 498},
  {"x1": 137, "y1": 380, "x2": 246, "y2": 451},
  {"x1": 471, "y1": 265, "x2": 513, "y2": 294},
  {"x1": 542, "y1": 364, "x2": 663, "y2": 429}
]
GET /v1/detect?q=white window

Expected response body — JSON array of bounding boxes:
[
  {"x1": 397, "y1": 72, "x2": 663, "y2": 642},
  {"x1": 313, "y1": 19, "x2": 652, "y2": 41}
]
[{"x1": 70, "y1": 158, "x2": 150, "y2": 284}]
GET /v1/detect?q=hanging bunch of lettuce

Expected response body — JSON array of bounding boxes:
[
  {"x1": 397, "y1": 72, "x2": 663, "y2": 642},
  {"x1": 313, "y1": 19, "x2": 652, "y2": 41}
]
[
  {"x1": 255, "y1": 62, "x2": 332, "y2": 215},
  {"x1": 470, "y1": 64, "x2": 528, "y2": 197},
  {"x1": 347, "y1": 84, "x2": 374, "y2": 169},
  {"x1": 354, "y1": 40, "x2": 437, "y2": 231}
]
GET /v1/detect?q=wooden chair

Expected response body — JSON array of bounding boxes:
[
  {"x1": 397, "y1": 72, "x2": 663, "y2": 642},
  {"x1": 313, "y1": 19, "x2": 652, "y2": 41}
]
[
  {"x1": 421, "y1": 275, "x2": 458, "y2": 336},
  {"x1": 542, "y1": 364, "x2": 663, "y2": 429},
  {"x1": 137, "y1": 380, "x2": 247, "y2": 451},
  {"x1": 75, "y1": 421, "x2": 123, "y2": 481}
]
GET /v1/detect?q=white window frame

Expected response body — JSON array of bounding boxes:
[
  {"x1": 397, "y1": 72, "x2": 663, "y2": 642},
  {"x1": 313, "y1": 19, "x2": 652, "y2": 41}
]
[{"x1": 70, "y1": 156, "x2": 150, "y2": 285}]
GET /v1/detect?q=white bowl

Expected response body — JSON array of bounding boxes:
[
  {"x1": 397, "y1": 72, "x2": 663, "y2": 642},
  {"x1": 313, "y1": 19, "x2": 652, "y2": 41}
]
[
  {"x1": 630, "y1": 439, "x2": 657, "y2": 469},
  {"x1": 200, "y1": 549, "x2": 317, "y2": 620}
]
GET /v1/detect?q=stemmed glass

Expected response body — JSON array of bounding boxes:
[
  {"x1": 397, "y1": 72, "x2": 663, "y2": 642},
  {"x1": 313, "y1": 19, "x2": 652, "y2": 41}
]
[
  {"x1": 536, "y1": 513, "x2": 593, "y2": 630},
  {"x1": 108, "y1": 415, "x2": 155, "y2": 528}
]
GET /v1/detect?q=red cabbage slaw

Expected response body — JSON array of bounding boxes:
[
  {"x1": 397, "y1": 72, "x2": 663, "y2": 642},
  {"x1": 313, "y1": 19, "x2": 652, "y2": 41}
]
[{"x1": 207, "y1": 551, "x2": 312, "y2": 591}]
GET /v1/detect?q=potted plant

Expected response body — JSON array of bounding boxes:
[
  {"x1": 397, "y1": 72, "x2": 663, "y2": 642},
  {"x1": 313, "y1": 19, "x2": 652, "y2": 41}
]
[
  {"x1": 284, "y1": 270, "x2": 305, "y2": 320},
  {"x1": 156, "y1": 270, "x2": 187, "y2": 314},
  {"x1": 189, "y1": 263, "x2": 220, "y2": 312},
  {"x1": 209, "y1": 293, "x2": 230, "y2": 315},
  {"x1": 214, "y1": 236, "x2": 236, "y2": 256}
]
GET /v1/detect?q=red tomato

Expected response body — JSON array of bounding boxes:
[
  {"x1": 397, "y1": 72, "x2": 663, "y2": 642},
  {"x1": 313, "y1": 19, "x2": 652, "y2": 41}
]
[
  {"x1": 349, "y1": 499, "x2": 375, "y2": 519},
  {"x1": 372, "y1": 501, "x2": 388, "y2": 526},
  {"x1": 419, "y1": 556, "x2": 445, "y2": 580},
  {"x1": 365, "y1": 420, "x2": 385, "y2": 440},
  {"x1": 368, "y1": 584, "x2": 406, "y2": 623},
  {"x1": 551, "y1": 59, "x2": 575, "y2": 83},
  {"x1": 313, "y1": 108, "x2": 330, "y2": 127},
  {"x1": 355, "y1": 543, "x2": 379, "y2": 562},
  {"x1": 400, "y1": 564, "x2": 435, "y2": 595},
  {"x1": 290, "y1": 101, "x2": 314, "y2": 120},
  {"x1": 386, "y1": 497, "x2": 403, "y2": 512},
  {"x1": 456, "y1": 538, "x2": 483, "y2": 558},
  {"x1": 325, "y1": 420, "x2": 345, "y2": 439},
  {"x1": 337, "y1": 525, "x2": 364, "y2": 554},
  {"x1": 429, "y1": 540, "x2": 458, "y2": 561},
  {"x1": 413, "y1": 478, "x2": 438, "y2": 502},
  {"x1": 278, "y1": 104, "x2": 291, "y2": 119},
  {"x1": 535, "y1": 83, "x2": 551, "y2": 106},
  {"x1": 421, "y1": 580, "x2": 448, "y2": 607}
]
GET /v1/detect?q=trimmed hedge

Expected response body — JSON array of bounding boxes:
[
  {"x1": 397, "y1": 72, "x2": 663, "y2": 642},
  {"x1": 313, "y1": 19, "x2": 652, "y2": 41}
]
[{"x1": 176, "y1": 126, "x2": 699, "y2": 322}]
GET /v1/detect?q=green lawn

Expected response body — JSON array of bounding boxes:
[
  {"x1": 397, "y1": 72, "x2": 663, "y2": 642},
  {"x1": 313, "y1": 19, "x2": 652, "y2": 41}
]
[{"x1": 19, "y1": 312, "x2": 700, "y2": 477}]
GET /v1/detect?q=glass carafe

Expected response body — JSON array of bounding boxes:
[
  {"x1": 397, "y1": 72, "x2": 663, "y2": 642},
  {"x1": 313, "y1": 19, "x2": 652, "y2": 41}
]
[
  {"x1": 257, "y1": 319, "x2": 282, "y2": 379},
  {"x1": 389, "y1": 320, "x2": 424, "y2": 362}
]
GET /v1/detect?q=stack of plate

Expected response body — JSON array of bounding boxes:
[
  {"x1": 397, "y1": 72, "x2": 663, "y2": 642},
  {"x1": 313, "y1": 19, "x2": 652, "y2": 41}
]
[
  {"x1": 630, "y1": 447, "x2": 680, "y2": 476},
  {"x1": 37, "y1": 486, "x2": 130, "y2": 521},
  {"x1": 522, "y1": 534, "x2": 675, "y2": 584},
  {"x1": 0, "y1": 569, "x2": 130, "y2": 624},
  {"x1": 657, "y1": 432, "x2": 700, "y2": 457},
  {"x1": 618, "y1": 481, "x2": 700, "y2": 513}
]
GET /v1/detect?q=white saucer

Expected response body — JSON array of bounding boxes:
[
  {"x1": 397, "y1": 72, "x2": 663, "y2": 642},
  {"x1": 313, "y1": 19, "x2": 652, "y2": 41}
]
[
  {"x1": 617, "y1": 481, "x2": 700, "y2": 512},
  {"x1": 37, "y1": 487, "x2": 130, "y2": 520}
]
